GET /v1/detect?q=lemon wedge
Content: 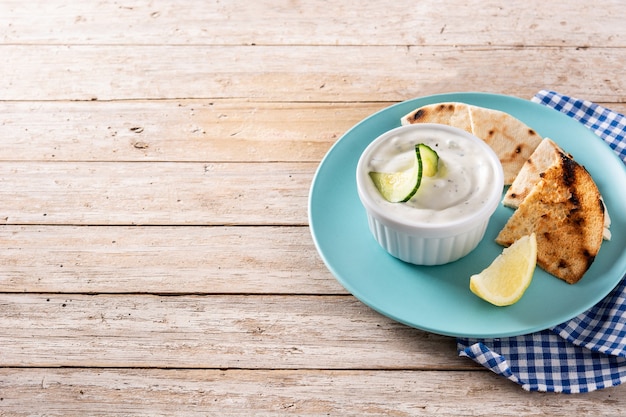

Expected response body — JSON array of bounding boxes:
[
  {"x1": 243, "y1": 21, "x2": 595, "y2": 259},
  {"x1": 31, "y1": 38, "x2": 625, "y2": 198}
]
[
  {"x1": 469, "y1": 233, "x2": 537, "y2": 306},
  {"x1": 369, "y1": 143, "x2": 439, "y2": 203}
]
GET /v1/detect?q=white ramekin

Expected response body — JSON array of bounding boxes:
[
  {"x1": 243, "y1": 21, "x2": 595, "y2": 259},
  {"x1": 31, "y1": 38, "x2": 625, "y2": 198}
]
[{"x1": 356, "y1": 123, "x2": 504, "y2": 265}]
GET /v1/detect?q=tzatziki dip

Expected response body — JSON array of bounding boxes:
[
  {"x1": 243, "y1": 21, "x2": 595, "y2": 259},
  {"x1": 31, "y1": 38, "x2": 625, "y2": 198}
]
[
  {"x1": 358, "y1": 124, "x2": 503, "y2": 227},
  {"x1": 356, "y1": 123, "x2": 504, "y2": 264}
]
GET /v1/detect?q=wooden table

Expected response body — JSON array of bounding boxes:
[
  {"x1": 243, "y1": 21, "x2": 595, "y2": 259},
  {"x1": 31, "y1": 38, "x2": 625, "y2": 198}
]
[{"x1": 1, "y1": 1, "x2": 625, "y2": 415}]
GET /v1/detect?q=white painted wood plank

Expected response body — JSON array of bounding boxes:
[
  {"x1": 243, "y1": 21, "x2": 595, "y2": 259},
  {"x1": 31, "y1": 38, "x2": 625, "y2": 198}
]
[
  {"x1": 0, "y1": 100, "x2": 379, "y2": 162},
  {"x1": 0, "y1": 225, "x2": 344, "y2": 294},
  {"x1": 1, "y1": 0, "x2": 624, "y2": 47},
  {"x1": 0, "y1": 368, "x2": 624, "y2": 416},
  {"x1": 1, "y1": 45, "x2": 624, "y2": 102},
  {"x1": 0, "y1": 161, "x2": 313, "y2": 225},
  {"x1": 0, "y1": 293, "x2": 463, "y2": 369}
]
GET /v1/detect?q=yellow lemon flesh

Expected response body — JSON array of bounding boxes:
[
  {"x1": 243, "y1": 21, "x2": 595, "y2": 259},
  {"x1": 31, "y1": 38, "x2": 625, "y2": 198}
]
[{"x1": 469, "y1": 233, "x2": 537, "y2": 306}]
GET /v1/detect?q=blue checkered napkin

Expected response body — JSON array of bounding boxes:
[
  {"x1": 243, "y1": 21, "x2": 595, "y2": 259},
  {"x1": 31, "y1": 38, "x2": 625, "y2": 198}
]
[
  {"x1": 457, "y1": 90, "x2": 626, "y2": 394},
  {"x1": 532, "y1": 90, "x2": 626, "y2": 163}
]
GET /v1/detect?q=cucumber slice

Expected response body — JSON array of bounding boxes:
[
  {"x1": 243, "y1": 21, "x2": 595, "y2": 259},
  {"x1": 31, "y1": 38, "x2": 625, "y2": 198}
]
[
  {"x1": 418, "y1": 143, "x2": 439, "y2": 177},
  {"x1": 369, "y1": 143, "x2": 439, "y2": 203}
]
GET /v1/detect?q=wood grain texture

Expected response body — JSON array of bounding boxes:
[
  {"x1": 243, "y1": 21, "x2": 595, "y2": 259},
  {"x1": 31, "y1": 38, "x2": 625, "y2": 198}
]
[
  {"x1": 0, "y1": 225, "x2": 343, "y2": 294},
  {"x1": 1, "y1": 45, "x2": 625, "y2": 102},
  {"x1": 0, "y1": 161, "x2": 313, "y2": 225},
  {"x1": 0, "y1": 368, "x2": 623, "y2": 417},
  {"x1": 0, "y1": 100, "x2": 379, "y2": 162},
  {"x1": 1, "y1": 0, "x2": 624, "y2": 48},
  {"x1": 0, "y1": 293, "x2": 464, "y2": 369}
]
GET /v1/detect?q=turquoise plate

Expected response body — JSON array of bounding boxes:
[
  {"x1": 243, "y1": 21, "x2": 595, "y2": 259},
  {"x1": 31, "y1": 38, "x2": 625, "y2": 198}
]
[{"x1": 308, "y1": 92, "x2": 626, "y2": 338}]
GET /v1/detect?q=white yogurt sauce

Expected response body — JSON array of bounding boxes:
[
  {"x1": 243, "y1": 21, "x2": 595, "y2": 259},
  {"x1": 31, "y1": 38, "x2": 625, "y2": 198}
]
[{"x1": 364, "y1": 127, "x2": 500, "y2": 224}]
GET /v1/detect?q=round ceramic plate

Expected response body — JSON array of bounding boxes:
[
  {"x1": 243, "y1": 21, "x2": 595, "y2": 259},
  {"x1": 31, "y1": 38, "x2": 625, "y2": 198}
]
[{"x1": 309, "y1": 92, "x2": 626, "y2": 338}]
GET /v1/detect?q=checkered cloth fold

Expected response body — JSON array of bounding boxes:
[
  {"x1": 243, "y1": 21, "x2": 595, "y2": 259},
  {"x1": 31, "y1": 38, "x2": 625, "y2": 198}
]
[{"x1": 457, "y1": 90, "x2": 626, "y2": 394}]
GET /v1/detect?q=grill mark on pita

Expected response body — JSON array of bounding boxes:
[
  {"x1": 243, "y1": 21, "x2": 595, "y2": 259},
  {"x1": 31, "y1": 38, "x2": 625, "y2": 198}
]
[
  {"x1": 561, "y1": 157, "x2": 584, "y2": 220},
  {"x1": 411, "y1": 109, "x2": 426, "y2": 122},
  {"x1": 500, "y1": 143, "x2": 530, "y2": 163},
  {"x1": 582, "y1": 249, "x2": 596, "y2": 271},
  {"x1": 560, "y1": 153, "x2": 577, "y2": 187}
]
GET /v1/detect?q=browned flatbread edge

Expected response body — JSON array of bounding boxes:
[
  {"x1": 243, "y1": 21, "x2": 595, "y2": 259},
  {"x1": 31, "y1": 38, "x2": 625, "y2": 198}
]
[
  {"x1": 401, "y1": 102, "x2": 473, "y2": 134},
  {"x1": 496, "y1": 154, "x2": 605, "y2": 284}
]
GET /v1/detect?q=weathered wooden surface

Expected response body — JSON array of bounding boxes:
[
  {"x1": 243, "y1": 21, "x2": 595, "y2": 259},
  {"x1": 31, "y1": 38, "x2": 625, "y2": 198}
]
[
  {"x1": 1, "y1": 0, "x2": 625, "y2": 415},
  {"x1": 0, "y1": 161, "x2": 313, "y2": 225},
  {"x1": 0, "y1": 225, "x2": 343, "y2": 294},
  {"x1": 0, "y1": 293, "x2": 467, "y2": 369},
  {"x1": 0, "y1": 100, "x2": 368, "y2": 162},
  {"x1": 2, "y1": 45, "x2": 625, "y2": 102},
  {"x1": 1, "y1": 0, "x2": 624, "y2": 48},
  {"x1": 0, "y1": 368, "x2": 621, "y2": 417}
]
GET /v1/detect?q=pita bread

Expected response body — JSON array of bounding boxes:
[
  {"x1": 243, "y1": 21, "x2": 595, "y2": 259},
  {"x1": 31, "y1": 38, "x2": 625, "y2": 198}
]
[
  {"x1": 503, "y1": 138, "x2": 611, "y2": 240},
  {"x1": 468, "y1": 105, "x2": 543, "y2": 184},
  {"x1": 402, "y1": 102, "x2": 542, "y2": 184},
  {"x1": 401, "y1": 102, "x2": 473, "y2": 133},
  {"x1": 503, "y1": 138, "x2": 568, "y2": 208},
  {"x1": 495, "y1": 153, "x2": 605, "y2": 284}
]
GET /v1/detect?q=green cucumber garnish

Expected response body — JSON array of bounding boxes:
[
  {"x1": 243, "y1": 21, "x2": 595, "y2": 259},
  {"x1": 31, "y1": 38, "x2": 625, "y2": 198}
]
[
  {"x1": 418, "y1": 143, "x2": 439, "y2": 178},
  {"x1": 369, "y1": 143, "x2": 439, "y2": 203}
]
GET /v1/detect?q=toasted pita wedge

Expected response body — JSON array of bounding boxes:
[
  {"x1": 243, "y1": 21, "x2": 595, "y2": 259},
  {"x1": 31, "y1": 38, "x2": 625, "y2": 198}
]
[
  {"x1": 495, "y1": 154, "x2": 605, "y2": 284},
  {"x1": 401, "y1": 102, "x2": 542, "y2": 184},
  {"x1": 503, "y1": 138, "x2": 568, "y2": 208},
  {"x1": 503, "y1": 138, "x2": 612, "y2": 240}
]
